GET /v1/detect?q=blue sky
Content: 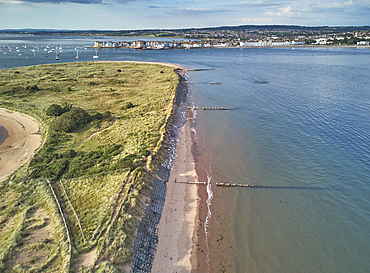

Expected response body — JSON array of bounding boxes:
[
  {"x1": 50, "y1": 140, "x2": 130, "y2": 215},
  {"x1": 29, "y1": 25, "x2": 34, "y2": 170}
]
[{"x1": 0, "y1": 0, "x2": 369, "y2": 30}]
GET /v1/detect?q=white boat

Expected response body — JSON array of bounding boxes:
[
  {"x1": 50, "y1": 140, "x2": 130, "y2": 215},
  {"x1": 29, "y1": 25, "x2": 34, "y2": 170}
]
[{"x1": 93, "y1": 48, "x2": 99, "y2": 59}]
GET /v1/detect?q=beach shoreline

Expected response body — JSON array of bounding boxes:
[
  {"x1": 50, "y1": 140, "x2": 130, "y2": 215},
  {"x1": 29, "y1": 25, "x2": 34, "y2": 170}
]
[
  {"x1": 151, "y1": 118, "x2": 199, "y2": 272},
  {"x1": 0, "y1": 108, "x2": 43, "y2": 183},
  {"x1": 150, "y1": 66, "x2": 201, "y2": 272}
]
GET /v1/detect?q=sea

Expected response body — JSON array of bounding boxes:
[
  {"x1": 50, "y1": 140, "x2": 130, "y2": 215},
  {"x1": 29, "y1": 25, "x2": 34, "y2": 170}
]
[{"x1": 1, "y1": 35, "x2": 370, "y2": 273}]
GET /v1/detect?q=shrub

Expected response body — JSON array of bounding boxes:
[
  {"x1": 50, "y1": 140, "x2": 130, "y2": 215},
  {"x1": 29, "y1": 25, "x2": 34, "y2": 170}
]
[
  {"x1": 45, "y1": 103, "x2": 72, "y2": 116},
  {"x1": 122, "y1": 102, "x2": 134, "y2": 110},
  {"x1": 46, "y1": 104, "x2": 64, "y2": 116},
  {"x1": 92, "y1": 112, "x2": 104, "y2": 120},
  {"x1": 62, "y1": 149, "x2": 77, "y2": 159},
  {"x1": 140, "y1": 149, "x2": 150, "y2": 156},
  {"x1": 52, "y1": 107, "x2": 92, "y2": 132},
  {"x1": 26, "y1": 85, "x2": 39, "y2": 92}
]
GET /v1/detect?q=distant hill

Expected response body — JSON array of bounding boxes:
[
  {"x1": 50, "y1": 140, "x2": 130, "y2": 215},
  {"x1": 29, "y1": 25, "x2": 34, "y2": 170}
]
[{"x1": 1, "y1": 25, "x2": 370, "y2": 37}]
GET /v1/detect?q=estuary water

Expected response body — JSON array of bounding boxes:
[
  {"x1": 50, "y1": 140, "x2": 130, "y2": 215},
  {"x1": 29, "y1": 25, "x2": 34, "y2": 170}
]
[
  {"x1": 1, "y1": 35, "x2": 370, "y2": 272},
  {"x1": 0, "y1": 125, "x2": 9, "y2": 145}
]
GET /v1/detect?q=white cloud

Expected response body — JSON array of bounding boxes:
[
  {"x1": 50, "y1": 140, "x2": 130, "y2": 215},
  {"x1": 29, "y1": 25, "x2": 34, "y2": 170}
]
[
  {"x1": 264, "y1": 5, "x2": 300, "y2": 17},
  {"x1": 186, "y1": 7, "x2": 212, "y2": 11}
]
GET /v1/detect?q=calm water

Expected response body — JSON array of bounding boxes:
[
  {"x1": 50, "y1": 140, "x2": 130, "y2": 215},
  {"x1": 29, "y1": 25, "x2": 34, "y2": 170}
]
[
  {"x1": 0, "y1": 125, "x2": 9, "y2": 145},
  {"x1": 1, "y1": 36, "x2": 370, "y2": 272}
]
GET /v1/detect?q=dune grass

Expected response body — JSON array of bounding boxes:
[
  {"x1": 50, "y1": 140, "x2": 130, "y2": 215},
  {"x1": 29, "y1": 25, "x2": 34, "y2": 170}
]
[
  {"x1": 0, "y1": 61, "x2": 179, "y2": 272},
  {"x1": 59, "y1": 171, "x2": 129, "y2": 245}
]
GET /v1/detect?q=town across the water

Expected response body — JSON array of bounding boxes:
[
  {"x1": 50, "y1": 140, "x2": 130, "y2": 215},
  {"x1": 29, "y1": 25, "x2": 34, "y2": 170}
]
[
  {"x1": 93, "y1": 38, "x2": 370, "y2": 50},
  {"x1": 93, "y1": 40, "x2": 306, "y2": 49}
]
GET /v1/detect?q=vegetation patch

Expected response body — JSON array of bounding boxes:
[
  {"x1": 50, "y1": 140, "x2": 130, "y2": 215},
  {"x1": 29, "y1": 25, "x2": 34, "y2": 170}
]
[
  {"x1": 0, "y1": 61, "x2": 179, "y2": 272},
  {"x1": 59, "y1": 171, "x2": 129, "y2": 245}
]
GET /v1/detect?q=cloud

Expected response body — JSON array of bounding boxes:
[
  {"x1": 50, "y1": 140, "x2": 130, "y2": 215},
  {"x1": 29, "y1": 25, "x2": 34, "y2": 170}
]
[
  {"x1": 0, "y1": 0, "x2": 137, "y2": 4},
  {"x1": 182, "y1": 5, "x2": 234, "y2": 14},
  {"x1": 264, "y1": 5, "x2": 301, "y2": 17},
  {"x1": 148, "y1": 5, "x2": 169, "y2": 9},
  {"x1": 186, "y1": 7, "x2": 217, "y2": 12},
  {"x1": 229, "y1": 0, "x2": 288, "y2": 8}
]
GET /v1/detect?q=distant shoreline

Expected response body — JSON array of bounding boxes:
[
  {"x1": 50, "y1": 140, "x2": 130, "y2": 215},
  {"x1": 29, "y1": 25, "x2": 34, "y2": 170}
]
[{"x1": 91, "y1": 44, "x2": 370, "y2": 50}]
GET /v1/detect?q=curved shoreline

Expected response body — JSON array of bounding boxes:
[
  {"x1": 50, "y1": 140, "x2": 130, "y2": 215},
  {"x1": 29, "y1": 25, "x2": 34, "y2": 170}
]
[{"x1": 0, "y1": 108, "x2": 43, "y2": 183}]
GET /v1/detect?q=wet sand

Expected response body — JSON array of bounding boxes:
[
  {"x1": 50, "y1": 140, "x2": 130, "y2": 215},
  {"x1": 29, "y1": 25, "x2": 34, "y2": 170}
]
[
  {"x1": 0, "y1": 108, "x2": 43, "y2": 182},
  {"x1": 151, "y1": 119, "x2": 199, "y2": 272}
]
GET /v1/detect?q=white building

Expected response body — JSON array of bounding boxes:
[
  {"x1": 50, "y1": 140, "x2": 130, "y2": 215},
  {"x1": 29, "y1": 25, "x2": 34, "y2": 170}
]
[
  {"x1": 315, "y1": 38, "x2": 328, "y2": 45},
  {"x1": 357, "y1": 41, "x2": 370, "y2": 46}
]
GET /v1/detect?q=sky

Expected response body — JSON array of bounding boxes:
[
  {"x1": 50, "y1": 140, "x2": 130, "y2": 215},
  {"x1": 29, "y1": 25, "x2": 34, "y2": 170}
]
[{"x1": 0, "y1": 0, "x2": 369, "y2": 30}]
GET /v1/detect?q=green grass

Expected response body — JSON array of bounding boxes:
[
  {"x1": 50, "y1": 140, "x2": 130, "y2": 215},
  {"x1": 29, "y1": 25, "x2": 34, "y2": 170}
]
[
  {"x1": 97, "y1": 167, "x2": 148, "y2": 265},
  {"x1": 0, "y1": 61, "x2": 179, "y2": 271},
  {"x1": 59, "y1": 171, "x2": 129, "y2": 245}
]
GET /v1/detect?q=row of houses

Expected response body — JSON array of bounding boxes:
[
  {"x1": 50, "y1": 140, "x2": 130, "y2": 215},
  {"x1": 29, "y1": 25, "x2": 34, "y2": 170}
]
[
  {"x1": 93, "y1": 39, "x2": 307, "y2": 49},
  {"x1": 313, "y1": 37, "x2": 370, "y2": 45},
  {"x1": 240, "y1": 40, "x2": 306, "y2": 47},
  {"x1": 94, "y1": 40, "x2": 234, "y2": 49}
]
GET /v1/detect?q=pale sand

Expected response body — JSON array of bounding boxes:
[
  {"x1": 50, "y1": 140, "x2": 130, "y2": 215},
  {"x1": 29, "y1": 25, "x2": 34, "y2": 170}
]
[
  {"x1": 117, "y1": 60, "x2": 183, "y2": 69},
  {"x1": 151, "y1": 119, "x2": 199, "y2": 272},
  {"x1": 0, "y1": 108, "x2": 43, "y2": 182}
]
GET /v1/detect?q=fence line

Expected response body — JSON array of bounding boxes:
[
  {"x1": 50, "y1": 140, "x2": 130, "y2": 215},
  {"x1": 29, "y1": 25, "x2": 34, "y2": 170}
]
[
  {"x1": 60, "y1": 167, "x2": 130, "y2": 183},
  {"x1": 46, "y1": 179, "x2": 71, "y2": 273},
  {"x1": 59, "y1": 179, "x2": 86, "y2": 243}
]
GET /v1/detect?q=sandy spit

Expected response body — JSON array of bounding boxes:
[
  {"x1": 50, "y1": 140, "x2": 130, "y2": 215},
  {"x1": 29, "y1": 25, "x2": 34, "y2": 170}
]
[{"x1": 0, "y1": 108, "x2": 43, "y2": 183}]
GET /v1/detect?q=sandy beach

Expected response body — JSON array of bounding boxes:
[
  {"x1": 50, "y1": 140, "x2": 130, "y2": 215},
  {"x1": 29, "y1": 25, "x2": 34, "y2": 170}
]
[
  {"x1": 151, "y1": 118, "x2": 199, "y2": 272},
  {"x1": 0, "y1": 108, "x2": 43, "y2": 182}
]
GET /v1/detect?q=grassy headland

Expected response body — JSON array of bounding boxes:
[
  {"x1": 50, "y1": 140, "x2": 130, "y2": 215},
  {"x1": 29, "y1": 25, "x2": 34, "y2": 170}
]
[{"x1": 0, "y1": 61, "x2": 180, "y2": 272}]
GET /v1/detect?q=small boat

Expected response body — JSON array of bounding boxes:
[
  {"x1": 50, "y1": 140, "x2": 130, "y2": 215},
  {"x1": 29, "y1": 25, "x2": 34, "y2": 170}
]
[{"x1": 93, "y1": 48, "x2": 99, "y2": 59}]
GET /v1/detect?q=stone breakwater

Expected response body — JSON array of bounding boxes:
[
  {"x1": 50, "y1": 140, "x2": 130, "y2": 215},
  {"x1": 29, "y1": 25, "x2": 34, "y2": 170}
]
[{"x1": 131, "y1": 75, "x2": 188, "y2": 273}]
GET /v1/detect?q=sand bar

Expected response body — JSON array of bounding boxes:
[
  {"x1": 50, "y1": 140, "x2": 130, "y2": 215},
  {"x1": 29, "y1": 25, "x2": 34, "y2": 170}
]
[
  {"x1": 0, "y1": 108, "x2": 43, "y2": 182},
  {"x1": 152, "y1": 118, "x2": 199, "y2": 272}
]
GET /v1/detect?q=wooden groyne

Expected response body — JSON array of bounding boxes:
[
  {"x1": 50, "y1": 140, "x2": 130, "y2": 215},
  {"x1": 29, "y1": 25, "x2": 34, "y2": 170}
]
[
  {"x1": 203, "y1": 107, "x2": 238, "y2": 110},
  {"x1": 216, "y1": 182, "x2": 333, "y2": 190},
  {"x1": 187, "y1": 68, "x2": 215, "y2": 71},
  {"x1": 185, "y1": 81, "x2": 222, "y2": 85},
  {"x1": 175, "y1": 180, "x2": 206, "y2": 185},
  {"x1": 216, "y1": 182, "x2": 271, "y2": 188}
]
